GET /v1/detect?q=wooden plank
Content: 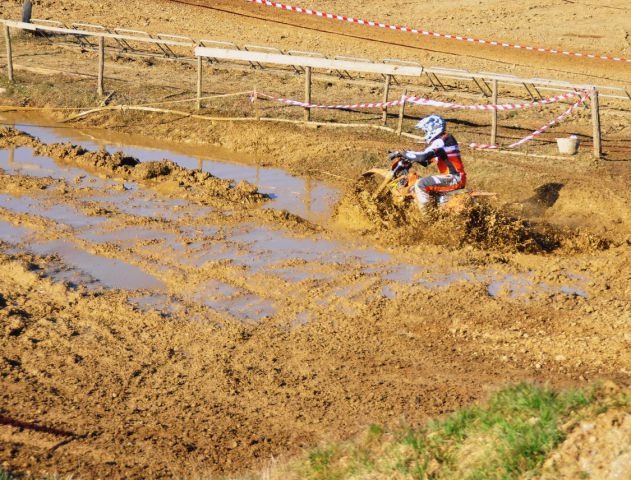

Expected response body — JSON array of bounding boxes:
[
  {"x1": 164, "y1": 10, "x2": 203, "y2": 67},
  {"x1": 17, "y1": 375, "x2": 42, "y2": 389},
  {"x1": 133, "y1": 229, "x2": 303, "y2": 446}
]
[
  {"x1": 3, "y1": 20, "x2": 194, "y2": 48},
  {"x1": 195, "y1": 47, "x2": 424, "y2": 77},
  {"x1": 196, "y1": 56, "x2": 202, "y2": 110},
  {"x1": 396, "y1": 89, "x2": 407, "y2": 136}
]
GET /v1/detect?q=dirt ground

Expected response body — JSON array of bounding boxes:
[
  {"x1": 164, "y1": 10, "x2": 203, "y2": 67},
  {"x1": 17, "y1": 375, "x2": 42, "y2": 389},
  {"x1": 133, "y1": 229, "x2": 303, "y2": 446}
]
[{"x1": 0, "y1": 1, "x2": 630, "y2": 479}]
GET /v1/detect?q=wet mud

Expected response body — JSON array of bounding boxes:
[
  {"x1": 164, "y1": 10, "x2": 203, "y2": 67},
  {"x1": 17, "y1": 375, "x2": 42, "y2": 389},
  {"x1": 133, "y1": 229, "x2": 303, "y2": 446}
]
[{"x1": 0, "y1": 121, "x2": 629, "y2": 479}]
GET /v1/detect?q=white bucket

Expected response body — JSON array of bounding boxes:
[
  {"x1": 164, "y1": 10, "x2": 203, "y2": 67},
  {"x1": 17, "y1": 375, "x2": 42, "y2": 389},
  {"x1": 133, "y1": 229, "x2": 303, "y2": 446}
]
[{"x1": 556, "y1": 136, "x2": 579, "y2": 155}]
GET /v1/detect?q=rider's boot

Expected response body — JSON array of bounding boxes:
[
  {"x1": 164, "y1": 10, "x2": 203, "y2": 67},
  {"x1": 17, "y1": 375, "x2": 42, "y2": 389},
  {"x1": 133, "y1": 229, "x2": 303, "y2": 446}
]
[{"x1": 413, "y1": 183, "x2": 431, "y2": 212}]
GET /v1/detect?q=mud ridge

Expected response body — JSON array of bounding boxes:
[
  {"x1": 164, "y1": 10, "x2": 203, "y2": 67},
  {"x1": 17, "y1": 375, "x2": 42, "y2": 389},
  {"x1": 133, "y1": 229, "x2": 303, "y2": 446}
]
[{"x1": 0, "y1": 127, "x2": 39, "y2": 149}]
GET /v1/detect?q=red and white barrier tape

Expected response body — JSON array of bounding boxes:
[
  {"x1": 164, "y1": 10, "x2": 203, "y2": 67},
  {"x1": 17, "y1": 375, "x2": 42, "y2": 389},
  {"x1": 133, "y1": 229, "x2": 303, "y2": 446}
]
[
  {"x1": 246, "y1": 0, "x2": 631, "y2": 64},
  {"x1": 255, "y1": 92, "x2": 404, "y2": 109},
  {"x1": 469, "y1": 91, "x2": 590, "y2": 150},
  {"x1": 403, "y1": 91, "x2": 583, "y2": 111},
  {"x1": 255, "y1": 90, "x2": 584, "y2": 112}
]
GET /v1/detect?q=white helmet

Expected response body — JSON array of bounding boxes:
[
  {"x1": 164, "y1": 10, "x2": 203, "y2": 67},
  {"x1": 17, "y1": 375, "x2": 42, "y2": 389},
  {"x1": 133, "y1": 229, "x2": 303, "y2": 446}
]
[{"x1": 415, "y1": 115, "x2": 445, "y2": 143}]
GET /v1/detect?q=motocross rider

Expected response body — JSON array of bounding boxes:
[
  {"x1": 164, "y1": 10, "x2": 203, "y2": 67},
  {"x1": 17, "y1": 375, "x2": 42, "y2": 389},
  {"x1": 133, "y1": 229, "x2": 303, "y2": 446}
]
[{"x1": 390, "y1": 115, "x2": 467, "y2": 210}]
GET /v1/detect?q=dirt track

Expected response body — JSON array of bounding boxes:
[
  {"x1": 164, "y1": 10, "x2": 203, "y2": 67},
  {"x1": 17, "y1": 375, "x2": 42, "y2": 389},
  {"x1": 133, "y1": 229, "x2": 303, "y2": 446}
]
[{"x1": 0, "y1": 1, "x2": 630, "y2": 478}]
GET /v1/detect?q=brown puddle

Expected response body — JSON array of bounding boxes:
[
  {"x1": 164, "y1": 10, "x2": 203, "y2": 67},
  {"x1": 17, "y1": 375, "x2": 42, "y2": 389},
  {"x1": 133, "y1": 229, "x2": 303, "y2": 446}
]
[
  {"x1": 28, "y1": 239, "x2": 164, "y2": 291},
  {"x1": 6, "y1": 118, "x2": 340, "y2": 221}
]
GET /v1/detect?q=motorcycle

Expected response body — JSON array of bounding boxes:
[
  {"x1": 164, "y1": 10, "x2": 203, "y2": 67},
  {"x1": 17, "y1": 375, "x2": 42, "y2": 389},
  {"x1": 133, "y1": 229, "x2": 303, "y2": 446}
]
[{"x1": 361, "y1": 153, "x2": 496, "y2": 213}]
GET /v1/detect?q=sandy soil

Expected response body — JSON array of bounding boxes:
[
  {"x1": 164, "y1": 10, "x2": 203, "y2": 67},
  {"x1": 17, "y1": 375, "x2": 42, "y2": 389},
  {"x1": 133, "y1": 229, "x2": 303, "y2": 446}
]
[
  {"x1": 0, "y1": 0, "x2": 629, "y2": 478},
  {"x1": 2, "y1": 0, "x2": 630, "y2": 85}
]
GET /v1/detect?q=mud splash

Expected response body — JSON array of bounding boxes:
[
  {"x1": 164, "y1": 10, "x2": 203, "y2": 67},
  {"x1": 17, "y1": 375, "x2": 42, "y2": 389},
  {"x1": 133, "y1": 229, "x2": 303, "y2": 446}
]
[{"x1": 334, "y1": 174, "x2": 611, "y2": 254}]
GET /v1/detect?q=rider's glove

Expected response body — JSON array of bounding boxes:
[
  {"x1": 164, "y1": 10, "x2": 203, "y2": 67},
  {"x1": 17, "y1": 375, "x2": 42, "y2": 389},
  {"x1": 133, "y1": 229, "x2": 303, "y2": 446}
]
[
  {"x1": 403, "y1": 151, "x2": 431, "y2": 168},
  {"x1": 392, "y1": 158, "x2": 412, "y2": 171},
  {"x1": 387, "y1": 151, "x2": 401, "y2": 161}
]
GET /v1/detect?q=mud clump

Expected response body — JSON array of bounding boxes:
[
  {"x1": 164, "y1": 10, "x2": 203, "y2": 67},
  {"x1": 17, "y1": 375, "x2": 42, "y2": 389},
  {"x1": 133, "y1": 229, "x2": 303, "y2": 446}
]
[
  {"x1": 34, "y1": 142, "x2": 269, "y2": 208},
  {"x1": 0, "y1": 127, "x2": 38, "y2": 148}
]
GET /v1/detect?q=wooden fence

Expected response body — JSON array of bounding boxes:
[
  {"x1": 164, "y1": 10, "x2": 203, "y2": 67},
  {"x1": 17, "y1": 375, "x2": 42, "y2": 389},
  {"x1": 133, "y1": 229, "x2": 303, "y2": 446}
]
[{"x1": 3, "y1": 18, "x2": 628, "y2": 158}]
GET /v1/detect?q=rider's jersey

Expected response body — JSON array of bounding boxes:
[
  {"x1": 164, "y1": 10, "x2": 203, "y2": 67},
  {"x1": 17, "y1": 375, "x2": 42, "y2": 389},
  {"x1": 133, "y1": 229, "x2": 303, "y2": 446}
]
[{"x1": 405, "y1": 133, "x2": 466, "y2": 177}]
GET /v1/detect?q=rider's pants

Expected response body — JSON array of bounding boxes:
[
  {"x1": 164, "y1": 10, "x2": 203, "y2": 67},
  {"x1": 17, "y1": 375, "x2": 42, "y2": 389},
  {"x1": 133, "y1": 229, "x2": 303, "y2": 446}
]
[{"x1": 413, "y1": 173, "x2": 466, "y2": 209}]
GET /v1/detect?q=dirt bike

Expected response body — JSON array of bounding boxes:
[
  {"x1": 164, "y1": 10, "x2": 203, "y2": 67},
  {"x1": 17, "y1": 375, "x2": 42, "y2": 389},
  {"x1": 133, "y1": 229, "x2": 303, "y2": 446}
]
[{"x1": 361, "y1": 154, "x2": 497, "y2": 213}]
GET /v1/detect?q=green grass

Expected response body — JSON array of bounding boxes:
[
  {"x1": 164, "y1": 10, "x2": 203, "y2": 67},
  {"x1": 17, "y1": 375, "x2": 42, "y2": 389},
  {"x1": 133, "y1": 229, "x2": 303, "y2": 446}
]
[
  {"x1": 0, "y1": 470, "x2": 17, "y2": 480},
  {"x1": 253, "y1": 383, "x2": 626, "y2": 480}
]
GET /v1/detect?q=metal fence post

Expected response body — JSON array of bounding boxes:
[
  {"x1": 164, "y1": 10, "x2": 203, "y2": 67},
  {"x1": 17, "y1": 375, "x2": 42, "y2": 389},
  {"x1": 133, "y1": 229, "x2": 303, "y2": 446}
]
[{"x1": 196, "y1": 56, "x2": 202, "y2": 110}]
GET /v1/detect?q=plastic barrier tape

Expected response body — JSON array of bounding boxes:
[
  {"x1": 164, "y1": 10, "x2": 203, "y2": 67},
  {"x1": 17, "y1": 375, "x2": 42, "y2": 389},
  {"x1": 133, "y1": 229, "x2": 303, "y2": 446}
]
[{"x1": 246, "y1": 0, "x2": 631, "y2": 64}]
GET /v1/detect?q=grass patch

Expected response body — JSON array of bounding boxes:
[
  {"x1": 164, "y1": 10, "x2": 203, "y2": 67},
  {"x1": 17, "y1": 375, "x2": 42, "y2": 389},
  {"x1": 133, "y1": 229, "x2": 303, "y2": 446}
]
[
  {"x1": 248, "y1": 383, "x2": 626, "y2": 480},
  {"x1": 0, "y1": 470, "x2": 17, "y2": 480}
]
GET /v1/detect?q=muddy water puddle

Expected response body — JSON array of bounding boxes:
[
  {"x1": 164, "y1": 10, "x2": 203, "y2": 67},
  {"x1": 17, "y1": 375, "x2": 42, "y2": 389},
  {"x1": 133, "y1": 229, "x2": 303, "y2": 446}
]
[
  {"x1": 0, "y1": 218, "x2": 32, "y2": 244},
  {"x1": 29, "y1": 239, "x2": 164, "y2": 290},
  {"x1": 1, "y1": 147, "x2": 108, "y2": 187},
  {"x1": 0, "y1": 193, "x2": 106, "y2": 229},
  {"x1": 10, "y1": 122, "x2": 339, "y2": 221},
  {"x1": 190, "y1": 278, "x2": 277, "y2": 322}
]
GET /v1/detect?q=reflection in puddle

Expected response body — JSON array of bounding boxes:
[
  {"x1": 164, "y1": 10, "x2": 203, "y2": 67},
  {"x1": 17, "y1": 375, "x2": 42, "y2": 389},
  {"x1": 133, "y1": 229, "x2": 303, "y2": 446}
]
[
  {"x1": 0, "y1": 193, "x2": 106, "y2": 229},
  {"x1": 381, "y1": 285, "x2": 397, "y2": 299},
  {"x1": 291, "y1": 310, "x2": 311, "y2": 328},
  {"x1": 208, "y1": 294, "x2": 276, "y2": 322},
  {"x1": 227, "y1": 224, "x2": 392, "y2": 271},
  {"x1": 487, "y1": 273, "x2": 588, "y2": 299},
  {"x1": 29, "y1": 240, "x2": 164, "y2": 290},
  {"x1": 0, "y1": 147, "x2": 106, "y2": 186},
  {"x1": 266, "y1": 265, "x2": 332, "y2": 282}
]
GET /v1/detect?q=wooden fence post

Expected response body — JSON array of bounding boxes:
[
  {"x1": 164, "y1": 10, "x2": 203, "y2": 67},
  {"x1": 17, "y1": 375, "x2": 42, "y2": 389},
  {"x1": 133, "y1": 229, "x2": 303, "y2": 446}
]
[
  {"x1": 22, "y1": 1, "x2": 33, "y2": 23},
  {"x1": 97, "y1": 36, "x2": 104, "y2": 96},
  {"x1": 196, "y1": 56, "x2": 202, "y2": 110},
  {"x1": 4, "y1": 24, "x2": 14, "y2": 83},
  {"x1": 396, "y1": 89, "x2": 407, "y2": 136},
  {"x1": 490, "y1": 79, "x2": 498, "y2": 145},
  {"x1": 304, "y1": 66, "x2": 312, "y2": 122},
  {"x1": 382, "y1": 74, "x2": 391, "y2": 126},
  {"x1": 253, "y1": 87, "x2": 260, "y2": 120},
  {"x1": 590, "y1": 87, "x2": 602, "y2": 159}
]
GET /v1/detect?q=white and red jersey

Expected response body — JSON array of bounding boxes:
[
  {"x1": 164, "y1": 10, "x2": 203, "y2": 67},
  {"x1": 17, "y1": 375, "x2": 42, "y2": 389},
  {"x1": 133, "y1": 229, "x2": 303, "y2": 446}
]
[{"x1": 404, "y1": 133, "x2": 466, "y2": 177}]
